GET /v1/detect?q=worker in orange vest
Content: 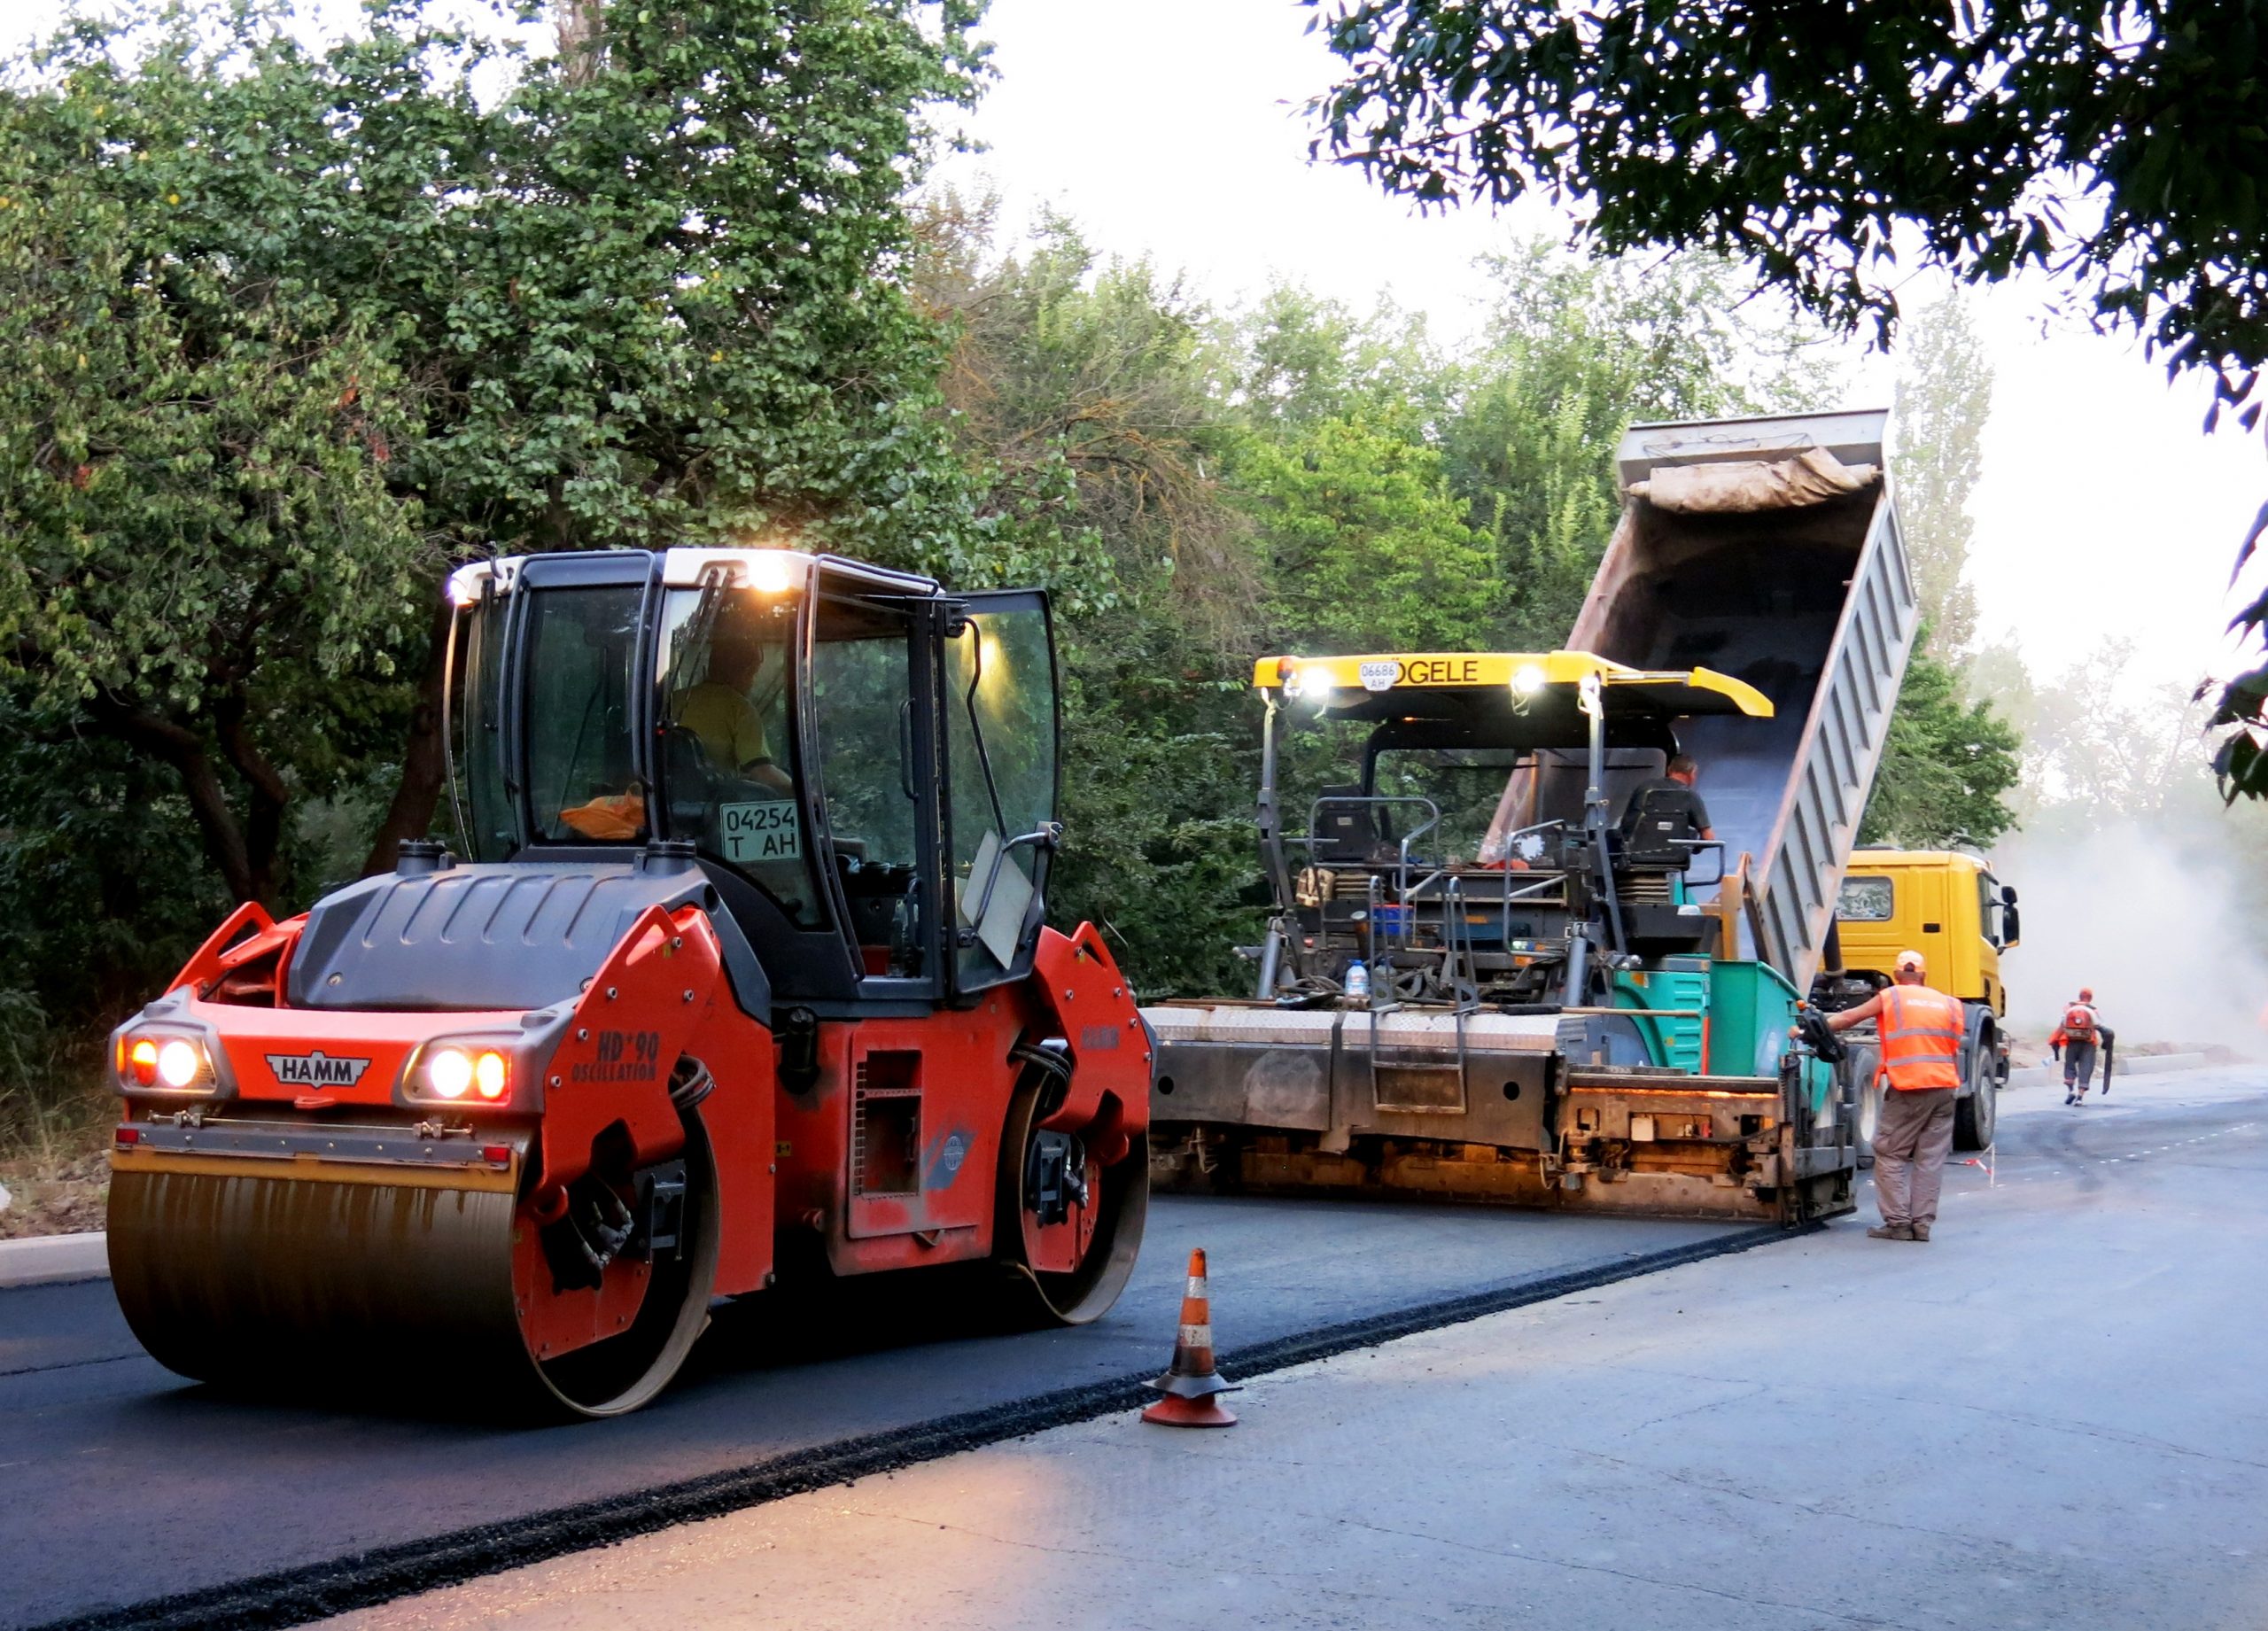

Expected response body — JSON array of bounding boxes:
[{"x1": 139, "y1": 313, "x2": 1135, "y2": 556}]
[{"x1": 1821, "y1": 948, "x2": 1968, "y2": 1243}]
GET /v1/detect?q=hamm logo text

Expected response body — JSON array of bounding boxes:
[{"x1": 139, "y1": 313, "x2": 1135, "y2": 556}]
[{"x1": 266, "y1": 1050, "x2": 372, "y2": 1089}]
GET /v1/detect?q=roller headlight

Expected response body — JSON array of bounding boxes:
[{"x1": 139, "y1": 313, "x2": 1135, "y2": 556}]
[
  {"x1": 407, "y1": 1037, "x2": 522, "y2": 1108},
  {"x1": 116, "y1": 1029, "x2": 213, "y2": 1092},
  {"x1": 426, "y1": 1047, "x2": 474, "y2": 1099},
  {"x1": 155, "y1": 1039, "x2": 202, "y2": 1089}
]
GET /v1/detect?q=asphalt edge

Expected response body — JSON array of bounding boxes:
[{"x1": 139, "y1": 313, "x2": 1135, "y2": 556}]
[
  {"x1": 27, "y1": 1221, "x2": 1810, "y2": 1631},
  {"x1": 2003, "y1": 1051, "x2": 2209, "y2": 1088}
]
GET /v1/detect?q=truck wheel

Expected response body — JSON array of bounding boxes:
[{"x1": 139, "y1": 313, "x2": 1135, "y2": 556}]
[
  {"x1": 1953, "y1": 1037, "x2": 1997, "y2": 1151},
  {"x1": 1845, "y1": 1044, "x2": 1883, "y2": 1169}
]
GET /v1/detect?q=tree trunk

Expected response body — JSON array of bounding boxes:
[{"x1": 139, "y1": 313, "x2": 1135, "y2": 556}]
[
  {"x1": 361, "y1": 591, "x2": 456, "y2": 877},
  {"x1": 90, "y1": 695, "x2": 267, "y2": 909},
  {"x1": 554, "y1": 0, "x2": 606, "y2": 82},
  {"x1": 215, "y1": 697, "x2": 292, "y2": 907}
]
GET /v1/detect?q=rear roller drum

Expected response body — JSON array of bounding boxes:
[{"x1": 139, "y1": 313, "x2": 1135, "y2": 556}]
[
  {"x1": 995, "y1": 1085, "x2": 1147, "y2": 1326},
  {"x1": 109, "y1": 1111, "x2": 720, "y2": 1420}
]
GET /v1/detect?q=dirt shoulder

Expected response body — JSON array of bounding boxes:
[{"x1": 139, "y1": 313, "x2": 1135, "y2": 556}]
[{"x1": 1, "y1": 1138, "x2": 108, "y2": 1239}]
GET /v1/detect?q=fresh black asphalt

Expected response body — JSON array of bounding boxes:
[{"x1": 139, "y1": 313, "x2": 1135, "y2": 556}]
[{"x1": 2, "y1": 1194, "x2": 1749, "y2": 1628}]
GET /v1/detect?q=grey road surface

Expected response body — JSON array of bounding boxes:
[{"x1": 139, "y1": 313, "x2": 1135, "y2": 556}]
[
  {"x1": 323, "y1": 1068, "x2": 2268, "y2": 1631},
  {"x1": 1, "y1": 1187, "x2": 1736, "y2": 1627}
]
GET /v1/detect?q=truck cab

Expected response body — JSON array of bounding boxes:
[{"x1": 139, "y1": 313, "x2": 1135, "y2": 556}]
[{"x1": 1827, "y1": 846, "x2": 2020, "y2": 1155}]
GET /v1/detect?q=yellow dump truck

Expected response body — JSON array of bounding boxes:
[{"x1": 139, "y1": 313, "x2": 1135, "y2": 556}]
[{"x1": 1821, "y1": 846, "x2": 2020, "y2": 1161}]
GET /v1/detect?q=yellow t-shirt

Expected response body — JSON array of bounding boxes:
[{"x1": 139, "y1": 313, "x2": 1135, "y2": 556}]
[{"x1": 675, "y1": 683, "x2": 771, "y2": 771}]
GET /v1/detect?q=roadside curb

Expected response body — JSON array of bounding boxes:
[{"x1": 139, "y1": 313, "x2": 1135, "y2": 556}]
[
  {"x1": 0, "y1": 1231, "x2": 108, "y2": 1289},
  {"x1": 2006, "y1": 1052, "x2": 2210, "y2": 1088}
]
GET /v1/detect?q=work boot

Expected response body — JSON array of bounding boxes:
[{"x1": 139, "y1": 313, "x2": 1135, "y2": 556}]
[
  {"x1": 1909, "y1": 1223, "x2": 1932, "y2": 1242},
  {"x1": 1868, "y1": 1223, "x2": 1914, "y2": 1241}
]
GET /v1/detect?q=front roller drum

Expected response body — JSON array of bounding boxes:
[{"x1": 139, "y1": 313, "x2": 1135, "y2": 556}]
[{"x1": 108, "y1": 1117, "x2": 719, "y2": 1419}]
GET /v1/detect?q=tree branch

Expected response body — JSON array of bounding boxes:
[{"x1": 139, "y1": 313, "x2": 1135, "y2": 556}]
[{"x1": 85, "y1": 690, "x2": 259, "y2": 905}]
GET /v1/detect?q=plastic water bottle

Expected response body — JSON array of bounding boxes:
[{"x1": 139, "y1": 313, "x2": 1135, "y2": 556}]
[{"x1": 1344, "y1": 960, "x2": 1370, "y2": 1001}]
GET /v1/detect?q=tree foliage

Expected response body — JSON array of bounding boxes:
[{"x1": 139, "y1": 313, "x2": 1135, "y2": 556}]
[
  {"x1": 1308, "y1": 2, "x2": 2268, "y2": 403},
  {"x1": 0, "y1": 0, "x2": 1940, "y2": 1068},
  {"x1": 1233, "y1": 409, "x2": 1497, "y2": 652},
  {"x1": 0, "y1": 0, "x2": 1003, "y2": 920},
  {"x1": 1863, "y1": 290, "x2": 2023, "y2": 843},
  {"x1": 1304, "y1": 0, "x2": 2268, "y2": 796},
  {"x1": 1891, "y1": 296, "x2": 1992, "y2": 659},
  {"x1": 0, "y1": 180, "x2": 426, "y2": 904},
  {"x1": 1859, "y1": 643, "x2": 2023, "y2": 848}
]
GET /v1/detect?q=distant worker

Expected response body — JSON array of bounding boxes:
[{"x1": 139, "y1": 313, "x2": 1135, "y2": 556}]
[
  {"x1": 1619, "y1": 753, "x2": 1718, "y2": 845},
  {"x1": 2050, "y1": 988, "x2": 2112, "y2": 1105},
  {"x1": 673, "y1": 602, "x2": 793, "y2": 794},
  {"x1": 1820, "y1": 949, "x2": 1967, "y2": 1243}
]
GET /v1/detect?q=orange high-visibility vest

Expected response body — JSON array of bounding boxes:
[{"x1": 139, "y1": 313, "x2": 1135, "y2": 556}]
[{"x1": 1878, "y1": 985, "x2": 1966, "y2": 1091}]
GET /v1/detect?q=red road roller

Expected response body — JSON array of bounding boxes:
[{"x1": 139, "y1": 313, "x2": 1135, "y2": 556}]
[{"x1": 105, "y1": 548, "x2": 1152, "y2": 1417}]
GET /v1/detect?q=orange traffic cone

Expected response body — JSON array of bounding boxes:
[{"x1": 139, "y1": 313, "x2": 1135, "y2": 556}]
[{"x1": 1141, "y1": 1247, "x2": 1240, "y2": 1427}]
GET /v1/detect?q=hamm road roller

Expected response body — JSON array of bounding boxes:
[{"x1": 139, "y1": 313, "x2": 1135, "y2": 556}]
[{"x1": 106, "y1": 548, "x2": 1151, "y2": 1417}]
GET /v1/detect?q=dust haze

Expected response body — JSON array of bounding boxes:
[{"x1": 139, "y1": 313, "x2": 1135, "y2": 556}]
[{"x1": 1993, "y1": 821, "x2": 2268, "y2": 1053}]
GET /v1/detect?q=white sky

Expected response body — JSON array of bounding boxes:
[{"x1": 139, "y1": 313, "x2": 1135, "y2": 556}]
[{"x1": 935, "y1": 0, "x2": 2268, "y2": 705}]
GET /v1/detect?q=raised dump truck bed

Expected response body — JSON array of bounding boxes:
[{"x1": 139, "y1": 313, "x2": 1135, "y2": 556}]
[
  {"x1": 1581, "y1": 410, "x2": 1919, "y2": 991},
  {"x1": 1142, "y1": 409, "x2": 1915, "y2": 1222}
]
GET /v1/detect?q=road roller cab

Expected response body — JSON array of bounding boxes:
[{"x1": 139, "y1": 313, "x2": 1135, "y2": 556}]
[{"x1": 106, "y1": 548, "x2": 1153, "y2": 1417}]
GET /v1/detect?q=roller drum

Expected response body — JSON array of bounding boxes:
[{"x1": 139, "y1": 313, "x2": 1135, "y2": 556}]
[
  {"x1": 110, "y1": 1168, "x2": 523, "y2": 1389},
  {"x1": 108, "y1": 1115, "x2": 719, "y2": 1418}
]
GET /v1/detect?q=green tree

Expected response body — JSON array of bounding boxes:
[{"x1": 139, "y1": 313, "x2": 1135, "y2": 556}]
[
  {"x1": 0, "y1": 0, "x2": 1000, "y2": 916},
  {"x1": 1891, "y1": 296, "x2": 1992, "y2": 659},
  {"x1": 1859, "y1": 644, "x2": 2023, "y2": 847},
  {"x1": 1868, "y1": 291, "x2": 2022, "y2": 842},
  {"x1": 1442, "y1": 245, "x2": 1838, "y2": 645},
  {"x1": 1219, "y1": 283, "x2": 1445, "y2": 434},
  {"x1": 918, "y1": 210, "x2": 1262, "y2": 996},
  {"x1": 1232, "y1": 409, "x2": 1497, "y2": 653},
  {"x1": 0, "y1": 177, "x2": 425, "y2": 906},
  {"x1": 1303, "y1": 0, "x2": 2268, "y2": 796}
]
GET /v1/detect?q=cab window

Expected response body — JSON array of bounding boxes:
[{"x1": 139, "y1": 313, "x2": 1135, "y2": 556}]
[
  {"x1": 1837, "y1": 874, "x2": 1894, "y2": 921},
  {"x1": 944, "y1": 602, "x2": 1057, "y2": 984},
  {"x1": 809, "y1": 594, "x2": 928, "y2": 979},
  {"x1": 524, "y1": 585, "x2": 649, "y2": 845},
  {"x1": 654, "y1": 583, "x2": 824, "y2": 927},
  {"x1": 451, "y1": 588, "x2": 516, "y2": 861}
]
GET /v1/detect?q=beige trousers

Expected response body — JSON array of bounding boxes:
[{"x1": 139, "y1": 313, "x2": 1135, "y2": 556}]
[{"x1": 1874, "y1": 1086, "x2": 1957, "y2": 1229}]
